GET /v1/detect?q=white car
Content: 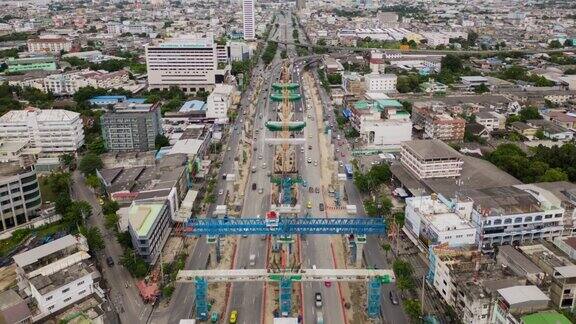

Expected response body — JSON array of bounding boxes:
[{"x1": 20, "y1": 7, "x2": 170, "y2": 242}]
[
  {"x1": 218, "y1": 189, "x2": 224, "y2": 195},
  {"x1": 258, "y1": 155, "x2": 263, "y2": 160},
  {"x1": 314, "y1": 161, "x2": 318, "y2": 166},
  {"x1": 262, "y1": 163, "x2": 267, "y2": 169},
  {"x1": 307, "y1": 157, "x2": 312, "y2": 163}
]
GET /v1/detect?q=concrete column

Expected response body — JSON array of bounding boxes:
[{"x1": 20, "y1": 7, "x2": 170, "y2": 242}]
[
  {"x1": 355, "y1": 235, "x2": 367, "y2": 268},
  {"x1": 206, "y1": 235, "x2": 218, "y2": 268}
]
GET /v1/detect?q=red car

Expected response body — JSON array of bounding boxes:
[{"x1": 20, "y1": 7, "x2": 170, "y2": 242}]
[
  {"x1": 324, "y1": 281, "x2": 332, "y2": 287},
  {"x1": 341, "y1": 152, "x2": 345, "y2": 157}
]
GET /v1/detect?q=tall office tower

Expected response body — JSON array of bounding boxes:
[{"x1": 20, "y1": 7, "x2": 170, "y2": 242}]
[{"x1": 242, "y1": 0, "x2": 256, "y2": 41}]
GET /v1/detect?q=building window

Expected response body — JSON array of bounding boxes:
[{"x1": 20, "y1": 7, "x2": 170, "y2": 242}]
[
  {"x1": 48, "y1": 305, "x2": 55, "y2": 311},
  {"x1": 46, "y1": 295, "x2": 53, "y2": 301},
  {"x1": 514, "y1": 217, "x2": 522, "y2": 223},
  {"x1": 62, "y1": 288, "x2": 70, "y2": 293},
  {"x1": 525, "y1": 217, "x2": 532, "y2": 222},
  {"x1": 77, "y1": 281, "x2": 84, "y2": 286},
  {"x1": 79, "y1": 290, "x2": 86, "y2": 295},
  {"x1": 64, "y1": 297, "x2": 71, "y2": 302}
]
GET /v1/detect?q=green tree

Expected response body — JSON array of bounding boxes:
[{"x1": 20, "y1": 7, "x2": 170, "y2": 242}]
[
  {"x1": 379, "y1": 195, "x2": 393, "y2": 216},
  {"x1": 87, "y1": 137, "x2": 106, "y2": 155},
  {"x1": 54, "y1": 194, "x2": 72, "y2": 215},
  {"x1": 474, "y1": 83, "x2": 490, "y2": 94},
  {"x1": 59, "y1": 153, "x2": 75, "y2": 169},
  {"x1": 393, "y1": 259, "x2": 413, "y2": 278},
  {"x1": 394, "y1": 211, "x2": 405, "y2": 227},
  {"x1": 80, "y1": 226, "x2": 105, "y2": 252},
  {"x1": 155, "y1": 134, "x2": 170, "y2": 149},
  {"x1": 85, "y1": 174, "x2": 101, "y2": 190},
  {"x1": 382, "y1": 243, "x2": 391, "y2": 257},
  {"x1": 121, "y1": 250, "x2": 149, "y2": 278},
  {"x1": 534, "y1": 129, "x2": 545, "y2": 140},
  {"x1": 441, "y1": 54, "x2": 463, "y2": 73},
  {"x1": 548, "y1": 40, "x2": 563, "y2": 49},
  {"x1": 539, "y1": 168, "x2": 568, "y2": 182},
  {"x1": 116, "y1": 231, "x2": 133, "y2": 249},
  {"x1": 396, "y1": 276, "x2": 415, "y2": 292},
  {"x1": 104, "y1": 212, "x2": 119, "y2": 230},
  {"x1": 364, "y1": 199, "x2": 378, "y2": 216},
  {"x1": 327, "y1": 73, "x2": 342, "y2": 85},
  {"x1": 102, "y1": 200, "x2": 120, "y2": 215},
  {"x1": 403, "y1": 299, "x2": 422, "y2": 321},
  {"x1": 45, "y1": 172, "x2": 72, "y2": 194},
  {"x1": 518, "y1": 106, "x2": 541, "y2": 122},
  {"x1": 79, "y1": 153, "x2": 103, "y2": 176}
]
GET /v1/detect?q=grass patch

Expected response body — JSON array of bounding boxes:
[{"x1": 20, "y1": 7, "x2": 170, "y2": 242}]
[
  {"x1": 0, "y1": 221, "x2": 73, "y2": 257},
  {"x1": 38, "y1": 177, "x2": 58, "y2": 203}
]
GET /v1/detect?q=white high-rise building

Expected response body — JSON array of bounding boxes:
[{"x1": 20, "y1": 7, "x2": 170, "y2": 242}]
[
  {"x1": 364, "y1": 73, "x2": 397, "y2": 93},
  {"x1": 242, "y1": 0, "x2": 255, "y2": 41},
  {"x1": 145, "y1": 35, "x2": 218, "y2": 93},
  {"x1": 0, "y1": 108, "x2": 85, "y2": 153},
  {"x1": 206, "y1": 84, "x2": 235, "y2": 121}
]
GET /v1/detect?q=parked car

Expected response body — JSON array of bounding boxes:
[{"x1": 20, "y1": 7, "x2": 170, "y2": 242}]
[
  {"x1": 315, "y1": 187, "x2": 320, "y2": 193},
  {"x1": 389, "y1": 291, "x2": 399, "y2": 305},
  {"x1": 106, "y1": 256, "x2": 114, "y2": 267},
  {"x1": 315, "y1": 292, "x2": 323, "y2": 307},
  {"x1": 252, "y1": 183, "x2": 257, "y2": 190},
  {"x1": 319, "y1": 203, "x2": 325, "y2": 211},
  {"x1": 309, "y1": 187, "x2": 314, "y2": 193}
]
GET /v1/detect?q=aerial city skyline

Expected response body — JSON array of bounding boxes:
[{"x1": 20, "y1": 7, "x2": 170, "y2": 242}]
[{"x1": 0, "y1": 0, "x2": 575, "y2": 324}]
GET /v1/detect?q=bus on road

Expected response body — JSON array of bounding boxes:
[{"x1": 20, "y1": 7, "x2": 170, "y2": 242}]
[{"x1": 344, "y1": 164, "x2": 353, "y2": 179}]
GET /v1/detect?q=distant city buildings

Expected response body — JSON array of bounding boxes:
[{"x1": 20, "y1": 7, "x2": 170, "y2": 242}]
[
  {"x1": 0, "y1": 108, "x2": 85, "y2": 153},
  {"x1": 242, "y1": 0, "x2": 256, "y2": 41},
  {"x1": 100, "y1": 102, "x2": 163, "y2": 152},
  {"x1": 27, "y1": 35, "x2": 72, "y2": 54}
]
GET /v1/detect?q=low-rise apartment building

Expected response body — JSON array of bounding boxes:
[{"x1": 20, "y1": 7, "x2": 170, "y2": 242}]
[
  {"x1": 364, "y1": 73, "x2": 397, "y2": 93},
  {"x1": 349, "y1": 99, "x2": 412, "y2": 150},
  {"x1": 27, "y1": 36, "x2": 72, "y2": 54},
  {"x1": 404, "y1": 195, "x2": 476, "y2": 247},
  {"x1": 412, "y1": 103, "x2": 465, "y2": 141},
  {"x1": 400, "y1": 139, "x2": 464, "y2": 179},
  {"x1": 12, "y1": 235, "x2": 100, "y2": 319},
  {"x1": 464, "y1": 186, "x2": 565, "y2": 247},
  {"x1": 128, "y1": 200, "x2": 172, "y2": 264},
  {"x1": 491, "y1": 285, "x2": 551, "y2": 324},
  {"x1": 0, "y1": 108, "x2": 85, "y2": 153}
]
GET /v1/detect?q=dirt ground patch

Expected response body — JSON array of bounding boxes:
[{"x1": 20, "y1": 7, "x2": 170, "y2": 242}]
[{"x1": 0, "y1": 264, "x2": 16, "y2": 291}]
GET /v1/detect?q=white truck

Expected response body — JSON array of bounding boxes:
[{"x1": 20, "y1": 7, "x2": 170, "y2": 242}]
[
  {"x1": 213, "y1": 205, "x2": 227, "y2": 217},
  {"x1": 346, "y1": 205, "x2": 357, "y2": 215},
  {"x1": 316, "y1": 311, "x2": 324, "y2": 324},
  {"x1": 249, "y1": 254, "x2": 256, "y2": 266}
]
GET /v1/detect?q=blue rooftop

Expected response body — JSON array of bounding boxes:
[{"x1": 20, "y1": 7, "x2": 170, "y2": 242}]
[
  {"x1": 91, "y1": 95, "x2": 127, "y2": 100},
  {"x1": 88, "y1": 95, "x2": 146, "y2": 106},
  {"x1": 180, "y1": 100, "x2": 206, "y2": 112}
]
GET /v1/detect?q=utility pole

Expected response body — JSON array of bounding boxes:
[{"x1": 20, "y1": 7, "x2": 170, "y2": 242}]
[{"x1": 420, "y1": 273, "x2": 426, "y2": 320}]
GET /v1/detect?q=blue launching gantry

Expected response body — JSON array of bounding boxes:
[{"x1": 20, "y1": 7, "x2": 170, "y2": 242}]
[{"x1": 182, "y1": 216, "x2": 387, "y2": 319}]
